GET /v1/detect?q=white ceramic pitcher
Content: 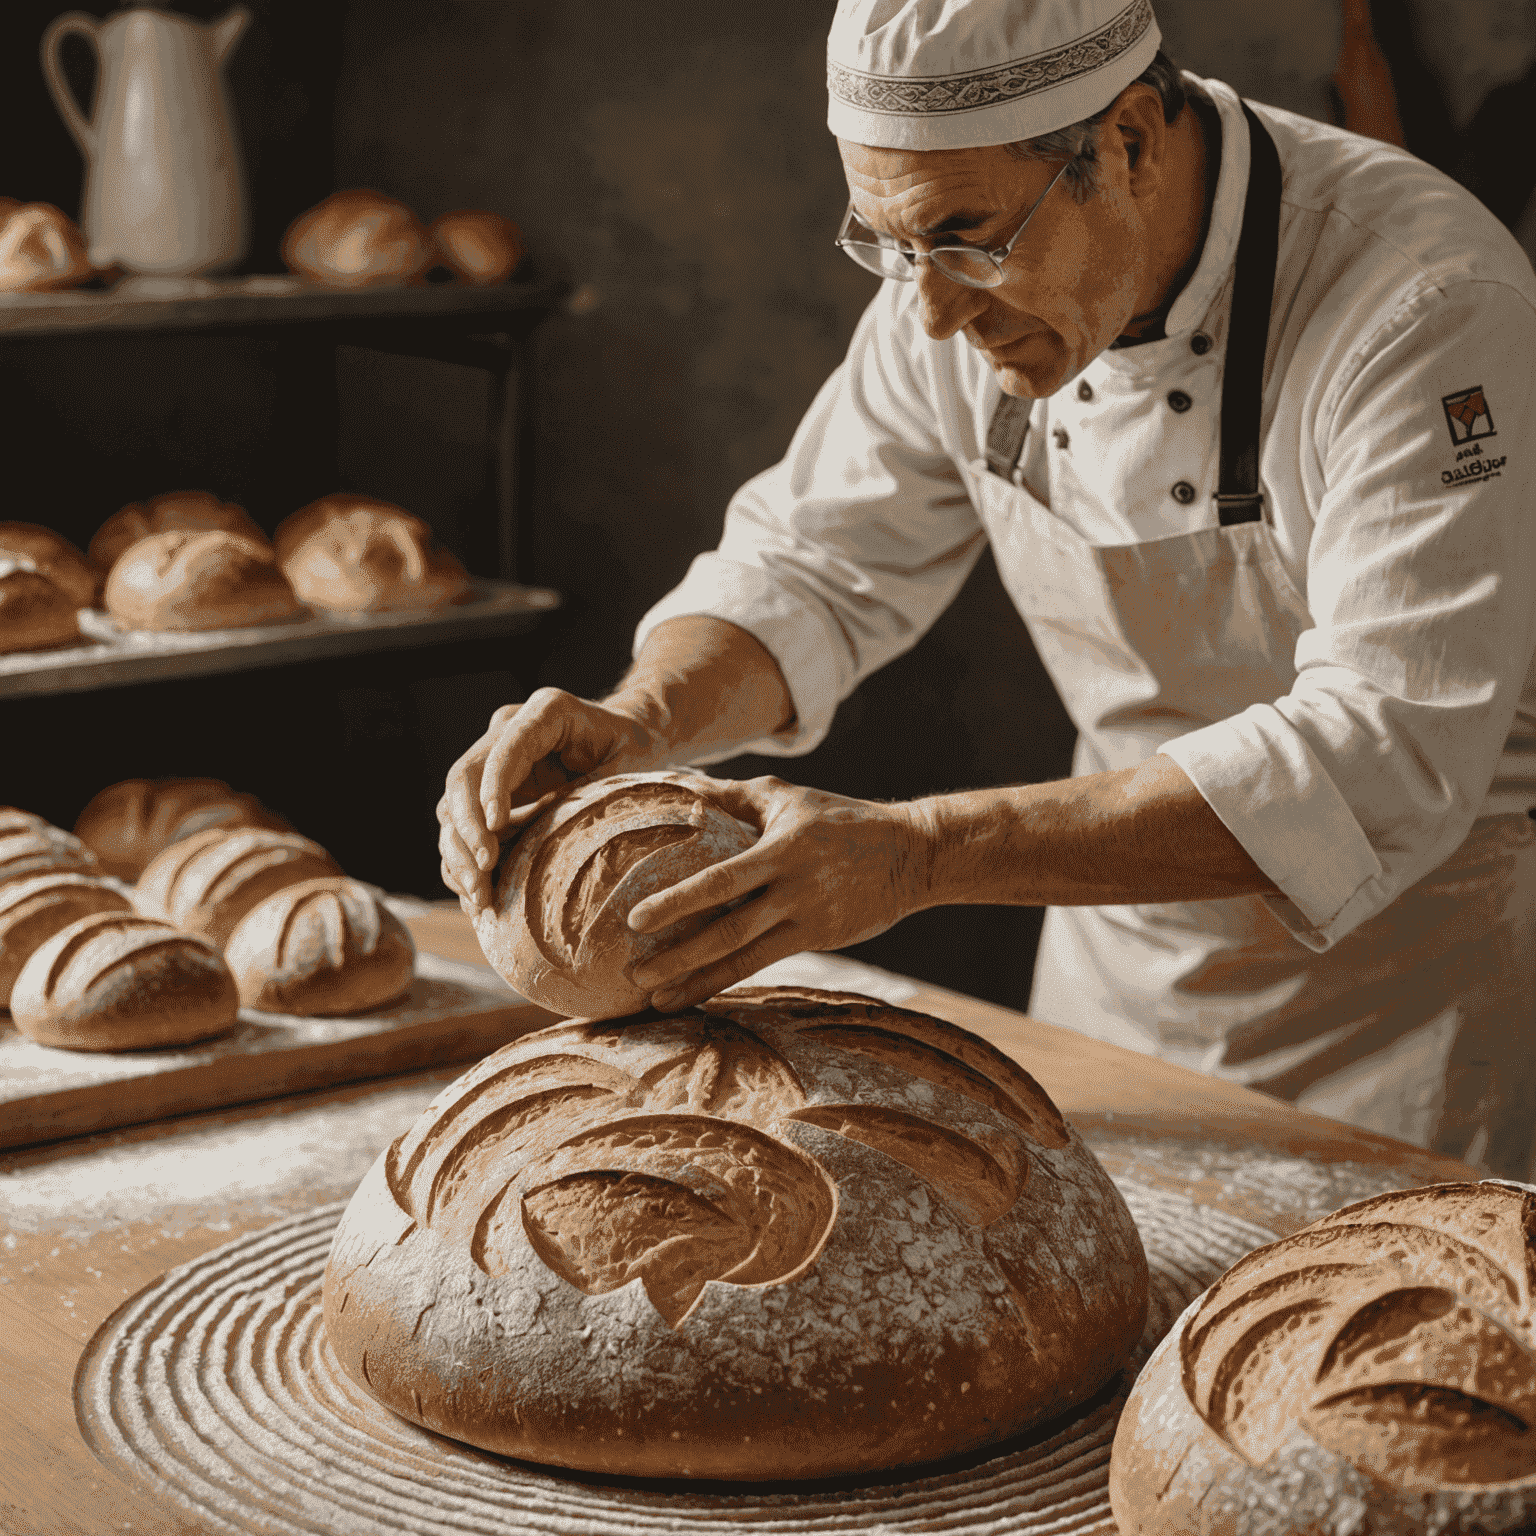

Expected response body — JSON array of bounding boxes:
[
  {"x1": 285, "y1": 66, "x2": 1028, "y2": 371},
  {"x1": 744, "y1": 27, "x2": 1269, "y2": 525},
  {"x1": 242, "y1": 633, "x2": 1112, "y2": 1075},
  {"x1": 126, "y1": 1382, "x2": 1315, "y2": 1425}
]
[{"x1": 41, "y1": 5, "x2": 252, "y2": 277}]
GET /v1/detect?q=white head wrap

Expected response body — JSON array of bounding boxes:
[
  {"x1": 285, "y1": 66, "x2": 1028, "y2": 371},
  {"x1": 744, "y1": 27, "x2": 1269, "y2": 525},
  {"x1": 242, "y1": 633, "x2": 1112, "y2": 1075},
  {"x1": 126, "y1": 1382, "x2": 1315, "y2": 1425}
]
[{"x1": 827, "y1": 0, "x2": 1161, "y2": 151}]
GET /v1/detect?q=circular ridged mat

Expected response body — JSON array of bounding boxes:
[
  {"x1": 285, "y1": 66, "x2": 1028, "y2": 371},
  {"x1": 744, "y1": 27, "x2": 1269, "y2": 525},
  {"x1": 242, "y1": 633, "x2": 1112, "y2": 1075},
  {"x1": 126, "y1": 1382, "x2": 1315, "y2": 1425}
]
[{"x1": 74, "y1": 1180, "x2": 1275, "y2": 1536}]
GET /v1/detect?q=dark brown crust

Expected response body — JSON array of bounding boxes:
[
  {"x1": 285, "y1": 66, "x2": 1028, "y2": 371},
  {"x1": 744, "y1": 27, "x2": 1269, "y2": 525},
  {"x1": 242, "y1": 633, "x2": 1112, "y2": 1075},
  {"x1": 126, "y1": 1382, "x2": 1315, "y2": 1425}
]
[{"x1": 0, "y1": 561, "x2": 80, "y2": 652}]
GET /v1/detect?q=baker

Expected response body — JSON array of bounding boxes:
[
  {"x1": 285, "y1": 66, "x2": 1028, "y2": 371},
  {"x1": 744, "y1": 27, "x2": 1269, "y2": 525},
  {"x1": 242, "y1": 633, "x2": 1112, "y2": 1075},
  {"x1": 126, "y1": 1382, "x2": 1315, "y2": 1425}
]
[{"x1": 440, "y1": 0, "x2": 1536, "y2": 1181}]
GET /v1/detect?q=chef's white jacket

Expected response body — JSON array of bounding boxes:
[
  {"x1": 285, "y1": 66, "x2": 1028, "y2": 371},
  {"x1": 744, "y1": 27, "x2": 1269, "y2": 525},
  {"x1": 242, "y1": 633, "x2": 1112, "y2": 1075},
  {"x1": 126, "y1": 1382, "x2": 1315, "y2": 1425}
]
[{"x1": 634, "y1": 73, "x2": 1536, "y2": 956}]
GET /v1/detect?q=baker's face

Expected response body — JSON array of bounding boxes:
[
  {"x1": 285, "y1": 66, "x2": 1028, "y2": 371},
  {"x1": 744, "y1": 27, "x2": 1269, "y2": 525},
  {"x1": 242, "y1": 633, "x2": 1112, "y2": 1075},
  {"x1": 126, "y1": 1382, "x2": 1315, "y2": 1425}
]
[{"x1": 838, "y1": 130, "x2": 1152, "y2": 398}]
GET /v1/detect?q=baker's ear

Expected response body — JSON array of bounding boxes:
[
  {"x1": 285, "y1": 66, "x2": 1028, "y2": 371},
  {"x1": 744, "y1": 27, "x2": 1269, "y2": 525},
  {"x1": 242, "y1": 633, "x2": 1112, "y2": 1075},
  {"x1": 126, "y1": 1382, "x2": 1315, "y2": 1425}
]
[{"x1": 1109, "y1": 83, "x2": 1169, "y2": 194}]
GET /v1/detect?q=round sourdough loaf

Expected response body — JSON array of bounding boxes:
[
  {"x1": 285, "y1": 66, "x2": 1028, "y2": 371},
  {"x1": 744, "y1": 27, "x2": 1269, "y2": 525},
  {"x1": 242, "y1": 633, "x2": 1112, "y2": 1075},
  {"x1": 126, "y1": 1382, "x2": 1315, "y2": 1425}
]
[
  {"x1": 225, "y1": 877, "x2": 415, "y2": 1015},
  {"x1": 0, "y1": 555, "x2": 80, "y2": 652},
  {"x1": 281, "y1": 506, "x2": 470, "y2": 613},
  {"x1": 323, "y1": 985, "x2": 1150, "y2": 1479},
  {"x1": 135, "y1": 826, "x2": 342, "y2": 948},
  {"x1": 427, "y1": 210, "x2": 523, "y2": 286},
  {"x1": 0, "y1": 822, "x2": 99, "y2": 888},
  {"x1": 74, "y1": 777, "x2": 292, "y2": 881},
  {"x1": 10, "y1": 909, "x2": 239, "y2": 1049},
  {"x1": 0, "y1": 522, "x2": 99, "y2": 608},
  {"x1": 0, "y1": 873, "x2": 133, "y2": 1008},
  {"x1": 104, "y1": 529, "x2": 305, "y2": 632},
  {"x1": 89, "y1": 490, "x2": 268, "y2": 572},
  {"x1": 473, "y1": 770, "x2": 758, "y2": 1020},
  {"x1": 273, "y1": 493, "x2": 432, "y2": 564},
  {"x1": 1109, "y1": 1180, "x2": 1536, "y2": 1536},
  {"x1": 281, "y1": 190, "x2": 433, "y2": 289}
]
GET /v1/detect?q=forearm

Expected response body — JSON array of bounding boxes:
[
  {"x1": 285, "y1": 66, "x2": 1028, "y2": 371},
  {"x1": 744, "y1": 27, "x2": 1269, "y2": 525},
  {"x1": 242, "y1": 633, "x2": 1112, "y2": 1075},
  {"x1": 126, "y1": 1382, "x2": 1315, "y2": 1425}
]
[
  {"x1": 907, "y1": 753, "x2": 1276, "y2": 909},
  {"x1": 605, "y1": 615, "x2": 797, "y2": 764}
]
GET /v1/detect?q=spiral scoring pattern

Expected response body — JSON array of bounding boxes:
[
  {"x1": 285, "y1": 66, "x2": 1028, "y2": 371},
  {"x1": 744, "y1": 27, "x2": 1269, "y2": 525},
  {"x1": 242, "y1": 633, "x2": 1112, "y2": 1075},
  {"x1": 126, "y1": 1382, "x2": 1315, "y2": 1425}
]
[{"x1": 75, "y1": 1183, "x2": 1273, "y2": 1536}]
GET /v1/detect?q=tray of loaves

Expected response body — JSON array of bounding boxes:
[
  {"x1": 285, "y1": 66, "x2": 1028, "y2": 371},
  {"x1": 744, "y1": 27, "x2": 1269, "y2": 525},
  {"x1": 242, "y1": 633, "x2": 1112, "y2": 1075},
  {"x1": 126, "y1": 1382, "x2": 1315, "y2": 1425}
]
[
  {"x1": 0, "y1": 489, "x2": 560, "y2": 698},
  {"x1": 0, "y1": 778, "x2": 553, "y2": 1151}
]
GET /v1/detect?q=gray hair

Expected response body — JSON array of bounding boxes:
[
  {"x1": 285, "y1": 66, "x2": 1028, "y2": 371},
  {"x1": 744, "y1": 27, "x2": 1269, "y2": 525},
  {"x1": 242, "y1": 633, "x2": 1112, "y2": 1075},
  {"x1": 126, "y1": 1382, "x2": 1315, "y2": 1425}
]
[{"x1": 1003, "y1": 50, "x2": 1187, "y2": 200}]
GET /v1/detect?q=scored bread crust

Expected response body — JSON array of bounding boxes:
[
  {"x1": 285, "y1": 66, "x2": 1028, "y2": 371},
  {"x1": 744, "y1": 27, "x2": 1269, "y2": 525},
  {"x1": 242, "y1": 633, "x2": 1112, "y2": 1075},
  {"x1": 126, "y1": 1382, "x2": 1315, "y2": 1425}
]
[
  {"x1": 0, "y1": 872, "x2": 133, "y2": 1007},
  {"x1": 427, "y1": 210, "x2": 523, "y2": 286},
  {"x1": 0, "y1": 557, "x2": 81, "y2": 653},
  {"x1": 281, "y1": 508, "x2": 470, "y2": 613},
  {"x1": 281, "y1": 190, "x2": 434, "y2": 290},
  {"x1": 103, "y1": 529, "x2": 305, "y2": 632},
  {"x1": 0, "y1": 823, "x2": 99, "y2": 889},
  {"x1": 134, "y1": 826, "x2": 342, "y2": 948},
  {"x1": 73, "y1": 777, "x2": 292, "y2": 881},
  {"x1": 225, "y1": 876, "x2": 416, "y2": 1015},
  {"x1": 88, "y1": 491, "x2": 268, "y2": 573},
  {"x1": 323, "y1": 985, "x2": 1150, "y2": 1480},
  {"x1": 473, "y1": 770, "x2": 758, "y2": 1020},
  {"x1": 0, "y1": 522, "x2": 99, "y2": 608},
  {"x1": 1108, "y1": 1180, "x2": 1536, "y2": 1536},
  {"x1": 272, "y1": 493, "x2": 432, "y2": 564},
  {"x1": 10, "y1": 908, "x2": 239, "y2": 1049}
]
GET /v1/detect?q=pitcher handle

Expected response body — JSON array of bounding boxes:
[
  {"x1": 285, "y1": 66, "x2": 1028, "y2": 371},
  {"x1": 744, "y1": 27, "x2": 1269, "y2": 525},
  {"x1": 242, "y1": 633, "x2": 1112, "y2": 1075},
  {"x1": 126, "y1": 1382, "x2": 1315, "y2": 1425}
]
[
  {"x1": 40, "y1": 11, "x2": 101, "y2": 161},
  {"x1": 209, "y1": 5, "x2": 252, "y2": 65}
]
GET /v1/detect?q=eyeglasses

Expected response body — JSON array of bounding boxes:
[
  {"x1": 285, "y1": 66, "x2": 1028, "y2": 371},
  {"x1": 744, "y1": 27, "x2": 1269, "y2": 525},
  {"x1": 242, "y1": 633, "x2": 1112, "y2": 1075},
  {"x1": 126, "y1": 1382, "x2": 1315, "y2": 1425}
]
[{"x1": 835, "y1": 159, "x2": 1072, "y2": 290}]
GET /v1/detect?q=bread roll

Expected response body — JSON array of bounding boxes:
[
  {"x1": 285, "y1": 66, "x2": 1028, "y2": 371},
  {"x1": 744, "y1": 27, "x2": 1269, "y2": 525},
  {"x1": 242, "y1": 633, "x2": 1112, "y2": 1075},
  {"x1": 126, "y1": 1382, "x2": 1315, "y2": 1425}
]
[
  {"x1": 473, "y1": 771, "x2": 757, "y2": 1020},
  {"x1": 0, "y1": 202, "x2": 92, "y2": 293},
  {"x1": 0, "y1": 808, "x2": 51, "y2": 835},
  {"x1": 103, "y1": 529, "x2": 306, "y2": 632},
  {"x1": 0, "y1": 822, "x2": 98, "y2": 888},
  {"x1": 74, "y1": 777, "x2": 293, "y2": 882},
  {"x1": 10, "y1": 909, "x2": 238, "y2": 1049},
  {"x1": 282, "y1": 507, "x2": 470, "y2": 613},
  {"x1": 89, "y1": 490, "x2": 268, "y2": 573},
  {"x1": 1109, "y1": 1180, "x2": 1536, "y2": 1536},
  {"x1": 323, "y1": 986, "x2": 1148, "y2": 1478},
  {"x1": 0, "y1": 523, "x2": 98, "y2": 608},
  {"x1": 225, "y1": 877, "x2": 415, "y2": 1015},
  {"x1": 281, "y1": 190, "x2": 433, "y2": 289},
  {"x1": 135, "y1": 826, "x2": 342, "y2": 948},
  {"x1": 0, "y1": 555, "x2": 80, "y2": 653},
  {"x1": 272, "y1": 492, "x2": 431, "y2": 564},
  {"x1": 427, "y1": 210, "x2": 523, "y2": 286},
  {"x1": 0, "y1": 873, "x2": 132, "y2": 1007}
]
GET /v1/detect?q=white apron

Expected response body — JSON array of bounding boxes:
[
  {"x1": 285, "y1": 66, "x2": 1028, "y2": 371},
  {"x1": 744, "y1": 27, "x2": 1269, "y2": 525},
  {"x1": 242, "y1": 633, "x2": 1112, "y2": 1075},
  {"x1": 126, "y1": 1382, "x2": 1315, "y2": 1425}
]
[{"x1": 970, "y1": 105, "x2": 1536, "y2": 1181}]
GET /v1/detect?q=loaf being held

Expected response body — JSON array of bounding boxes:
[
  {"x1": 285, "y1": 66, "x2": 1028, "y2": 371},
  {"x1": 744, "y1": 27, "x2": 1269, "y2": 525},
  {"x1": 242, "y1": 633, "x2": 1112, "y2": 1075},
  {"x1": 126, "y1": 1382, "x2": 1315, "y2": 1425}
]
[
  {"x1": 0, "y1": 555, "x2": 80, "y2": 653},
  {"x1": 324, "y1": 986, "x2": 1149, "y2": 1478},
  {"x1": 0, "y1": 523, "x2": 98, "y2": 608},
  {"x1": 10, "y1": 909, "x2": 239, "y2": 1049},
  {"x1": 226, "y1": 877, "x2": 415, "y2": 1015},
  {"x1": 282, "y1": 506, "x2": 470, "y2": 613},
  {"x1": 282, "y1": 190, "x2": 433, "y2": 289},
  {"x1": 473, "y1": 771, "x2": 758, "y2": 1020},
  {"x1": 89, "y1": 490, "x2": 268, "y2": 573},
  {"x1": 1109, "y1": 1180, "x2": 1536, "y2": 1536},
  {"x1": 0, "y1": 820, "x2": 98, "y2": 888},
  {"x1": 0, "y1": 873, "x2": 132, "y2": 1008},
  {"x1": 74, "y1": 777, "x2": 293, "y2": 881},
  {"x1": 104, "y1": 529, "x2": 305, "y2": 632},
  {"x1": 428, "y1": 210, "x2": 523, "y2": 286}
]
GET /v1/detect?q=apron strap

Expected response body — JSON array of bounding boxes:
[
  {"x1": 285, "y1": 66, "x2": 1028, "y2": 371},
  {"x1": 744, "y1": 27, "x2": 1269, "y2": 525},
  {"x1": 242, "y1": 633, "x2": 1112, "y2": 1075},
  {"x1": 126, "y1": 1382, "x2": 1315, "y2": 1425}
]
[
  {"x1": 1216, "y1": 104, "x2": 1283, "y2": 526},
  {"x1": 985, "y1": 393, "x2": 1033, "y2": 482}
]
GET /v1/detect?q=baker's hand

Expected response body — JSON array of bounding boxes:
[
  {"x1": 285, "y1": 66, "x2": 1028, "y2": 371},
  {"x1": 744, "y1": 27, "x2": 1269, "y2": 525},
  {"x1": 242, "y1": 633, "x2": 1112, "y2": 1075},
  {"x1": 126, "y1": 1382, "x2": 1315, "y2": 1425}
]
[
  {"x1": 625, "y1": 776, "x2": 931, "y2": 1011},
  {"x1": 437, "y1": 689, "x2": 662, "y2": 913}
]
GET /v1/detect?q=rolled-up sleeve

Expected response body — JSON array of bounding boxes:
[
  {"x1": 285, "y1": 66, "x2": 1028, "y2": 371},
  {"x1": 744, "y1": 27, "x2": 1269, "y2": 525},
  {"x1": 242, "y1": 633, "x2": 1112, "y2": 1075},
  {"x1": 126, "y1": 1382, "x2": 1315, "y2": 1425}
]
[
  {"x1": 1162, "y1": 278, "x2": 1536, "y2": 949},
  {"x1": 634, "y1": 283, "x2": 988, "y2": 759}
]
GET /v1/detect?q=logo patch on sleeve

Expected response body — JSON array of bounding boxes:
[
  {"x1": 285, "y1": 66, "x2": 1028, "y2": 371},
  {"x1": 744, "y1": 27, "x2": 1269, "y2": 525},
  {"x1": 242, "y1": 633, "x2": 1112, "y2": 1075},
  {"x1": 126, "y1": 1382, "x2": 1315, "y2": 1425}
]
[{"x1": 1442, "y1": 385, "x2": 1496, "y2": 445}]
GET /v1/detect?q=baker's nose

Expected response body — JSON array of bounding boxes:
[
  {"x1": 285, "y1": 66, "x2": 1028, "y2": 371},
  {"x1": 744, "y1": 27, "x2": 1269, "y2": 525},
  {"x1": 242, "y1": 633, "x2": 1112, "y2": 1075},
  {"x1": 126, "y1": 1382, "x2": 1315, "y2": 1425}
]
[{"x1": 915, "y1": 262, "x2": 987, "y2": 342}]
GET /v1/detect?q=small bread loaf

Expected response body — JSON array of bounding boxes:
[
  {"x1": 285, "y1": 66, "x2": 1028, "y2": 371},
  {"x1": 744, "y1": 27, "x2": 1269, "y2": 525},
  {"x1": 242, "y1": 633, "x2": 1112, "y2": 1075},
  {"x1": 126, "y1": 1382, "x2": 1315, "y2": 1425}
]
[
  {"x1": 428, "y1": 210, "x2": 523, "y2": 286},
  {"x1": 0, "y1": 523, "x2": 98, "y2": 608},
  {"x1": 281, "y1": 190, "x2": 433, "y2": 289},
  {"x1": 0, "y1": 822, "x2": 98, "y2": 888},
  {"x1": 474, "y1": 771, "x2": 757, "y2": 1020},
  {"x1": 1109, "y1": 1180, "x2": 1536, "y2": 1536},
  {"x1": 324, "y1": 986, "x2": 1148, "y2": 1478},
  {"x1": 282, "y1": 506, "x2": 470, "y2": 613},
  {"x1": 0, "y1": 873, "x2": 132, "y2": 1007},
  {"x1": 0, "y1": 202, "x2": 92, "y2": 293},
  {"x1": 0, "y1": 555, "x2": 80, "y2": 653},
  {"x1": 10, "y1": 909, "x2": 238, "y2": 1049},
  {"x1": 225, "y1": 877, "x2": 415, "y2": 1015},
  {"x1": 272, "y1": 492, "x2": 432, "y2": 564},
  {"x1": 103, "y1": 529, "x2": 305, "y2": 632},
  {"x1": 135, "y1": 825, "x2": 342, "y2": 948},
  {"x1": 73, "y1": 777, "x2": 292, "y2": 881},
  {"x1": 89, "y1": 490, "x2": 268, "y2": 573}
]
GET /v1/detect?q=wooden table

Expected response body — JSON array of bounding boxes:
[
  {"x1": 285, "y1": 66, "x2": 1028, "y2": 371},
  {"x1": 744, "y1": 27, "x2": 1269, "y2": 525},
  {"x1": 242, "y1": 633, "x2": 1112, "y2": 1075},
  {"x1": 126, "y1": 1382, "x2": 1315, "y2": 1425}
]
[{"x1": 0, "y1": 904, "x2": 1477, "y2": 1536}]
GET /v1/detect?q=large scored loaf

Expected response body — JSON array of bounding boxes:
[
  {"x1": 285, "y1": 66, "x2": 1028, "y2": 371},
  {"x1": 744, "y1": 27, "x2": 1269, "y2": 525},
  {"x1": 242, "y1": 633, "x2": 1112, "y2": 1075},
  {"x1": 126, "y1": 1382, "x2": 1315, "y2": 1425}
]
[
  {"x1": 324, "y1": 986, "x2": 1150, "y2": 1479},
  {"x1": 10, "y1": 908, "x2": 239, "y2": 1049},
  {"x1": 1109, "y1": 1180, "x2": 1536, "y2": 1536},
  {"x1": 0, "y1": 821, "x2": 99, "y2": 888},
  {"x1": 225, "y1": 877, "x2": 415, "y2": 1015},
  {"x1": 474, "y1": 770, "x2": 758, "y2": 1019},
  {"x1": 104, "y1": 529, "x2": 306, "y2": 632},
  {"x1": 0, "y1": 872, "x2": 132, "y2": 1008},
  {"x1": 135, "y1": 826, "x2": 342, "y2": 948}
]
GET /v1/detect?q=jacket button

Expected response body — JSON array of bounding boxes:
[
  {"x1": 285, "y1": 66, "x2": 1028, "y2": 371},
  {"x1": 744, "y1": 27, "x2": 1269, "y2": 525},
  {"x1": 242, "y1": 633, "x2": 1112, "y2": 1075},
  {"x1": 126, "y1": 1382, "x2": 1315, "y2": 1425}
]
[
  {"x1": 1190, "y1": 332, "x2": 1213, "y2": 355},
  {"x1": 1076, "y1": 380, "x2": 1094, "y2": 402},
  {"x1": 1052, "y1": 426, "x2": 1070, "y2": 449},
  {"x1": 1167, "y1": 389, "x2": 1192, "y2": 412},
  {"x1": 1171, "y1": 480, "x2": 1197, "y2": 504}
]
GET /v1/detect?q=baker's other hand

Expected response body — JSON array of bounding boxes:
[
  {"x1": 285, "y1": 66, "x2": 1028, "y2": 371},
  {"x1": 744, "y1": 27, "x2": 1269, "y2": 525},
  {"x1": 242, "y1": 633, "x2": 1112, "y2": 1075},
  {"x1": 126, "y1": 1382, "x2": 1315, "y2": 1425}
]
[
  {"x1": 625, "y1": 775, "x2": 930, "y2": 1011},
  {"x1": 437, "y1": 689, "x2": 663, "y2": 913}
]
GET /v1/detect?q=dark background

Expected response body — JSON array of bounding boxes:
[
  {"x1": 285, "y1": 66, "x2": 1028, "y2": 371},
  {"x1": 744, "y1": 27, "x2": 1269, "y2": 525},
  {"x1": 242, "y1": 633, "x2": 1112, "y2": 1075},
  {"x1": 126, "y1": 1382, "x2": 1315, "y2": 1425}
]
[{"x1": 3, "y1": 0, "x2": 1533, "y2": 1011}]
